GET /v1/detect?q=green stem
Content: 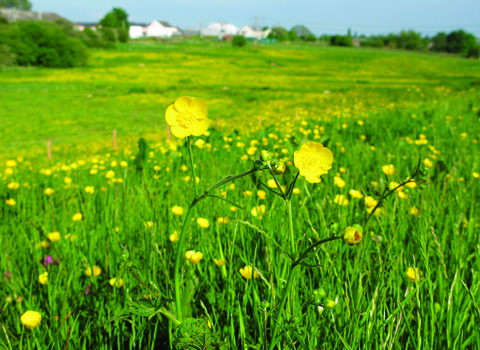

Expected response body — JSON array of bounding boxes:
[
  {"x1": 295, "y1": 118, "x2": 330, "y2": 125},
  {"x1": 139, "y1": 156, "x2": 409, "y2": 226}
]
[
  {"x1": 186, "y1": 136, "x2": 198, "y2": 198},
  {"x1": 173, "y1": 203, "x2": 195, "y2": 322},
  {"x1": 286, "y1": 200, "x2": 295, "y2": 253},
  {"x1": 129, "y1": 269, "x2": 158, "y2": 300},
  {"x1": 269, "y1": 234, "x2": 343, "y2": 350}
]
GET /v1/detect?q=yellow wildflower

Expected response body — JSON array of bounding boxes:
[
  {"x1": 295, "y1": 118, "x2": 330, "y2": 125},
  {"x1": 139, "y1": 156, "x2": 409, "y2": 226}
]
[
  {"x1": 185, "y1": 250, "x2": 203, "y2": 265},
  {"x1": 251, "y1": 205, "x2": 266, "y2": 218},
  {"x1": 86, "y1": 265, "x2": 102, "y2": 277},
  {"x1": 6, "y1": 160, "x2": 17, "y2": 167},
  {"x1": 349, "y1": 189, "x2": 363, "y2": 199},
  {"x1": 85, "y1": 186, "x2": 95, "y2": 194},
  {"x1": 169, "y1": 231, "x2": 179, "y2": 242},
  {"x1": 334, "y1": 194, "x2": 349, "y2": 206},
  {"x1": 7, "y1": 182, "x2": 19, "y2": 190},
  {"x1": 257, "y1": 190, "x2": 266, "y2": 200},
  {"x1": 6, "y1": 198, "x2": 16, "y2": 206},
  {"x1": 48, "y1": 232, "x2": 61, "y2": 242},
  {"x1": 165, "y1": 96, "x2": 210, "y2": 138},
  {"x1": 39, "y1": 272, "x2": 48, "y2": 285},
  {"x1": 410, "y1": 207, "x2": 419, "y2": 215},
  {"x1": 407, "y1": 267, "x2": 424, "y2": 282},
  {"x1": 171, "y1": 206, "x2": 184, "y2": 216},
  {"x1": 294, "y1": 141, "x2": 334, "y2": 183},
  {"x1": 64, "y1": 177, "x2": 72, "y2": 185},
  {"x1": 424, "y1": 158, "x2": 434, "y2": 167},
  {"x1": 214, "y1": 259, "x2": 226, "y2": 266},
  {"x1": 334, "y1": 176, "x2": 346, "y2": 188},
  {"x1": 292, "y1": 188, "x2": 301, "y2": 195},
  {"x1": 21, "y1": 311, "x2": 42, "y2": 329},
  {"x1": 473, "y1": 172, "x2": 479, "y2": 178},
  {"x1": 240, "y1": 265, "x2": 258, "y2": 279},
  {"x1": 106, "y1": 170, "x2": 115, "y2": 179},
  {"x1": 217, "y1": 217, "x2": 230, "y2": 224},
  {"x1": 382, "y1": 164, "x2": 395, "y2": 176},
  {"x1": 72, "y1": 213, "x2": 83, "y2": 221},
  {"x1": 243, "y1": 190, "x2": 252, "y2": 197},
  {"x1": 110, "y1": 278, "x2": 124, "y2": 287},
  {"x1": 44, "y1": 188, "x2": 54, "y2": 196},
  {"x1": 197, "y1": 218, "x2": 210, "y2": 228},
  {"x1": 343, "y1": 227, "x2": 362, "y2": 246}
]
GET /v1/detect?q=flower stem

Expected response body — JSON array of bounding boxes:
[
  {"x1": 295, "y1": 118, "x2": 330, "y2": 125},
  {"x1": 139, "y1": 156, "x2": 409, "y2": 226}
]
[
  {"x1": 286, "y1": 200, "x2": 295, "y2": 253},
  {"x1": 186, "y1": 136, "x2": 198, "y2": 198},
  {"x1": 173, "y1": 203, "x2": 195, "y2": 323}
]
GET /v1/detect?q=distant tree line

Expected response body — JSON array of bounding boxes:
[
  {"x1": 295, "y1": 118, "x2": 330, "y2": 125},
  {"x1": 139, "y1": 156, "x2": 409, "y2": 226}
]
[
  {"x1": 265, "y1": 24, "x2": 479, "y2": 58},
  {"x1": 0, "y1": 7, "x2": 130, "y2": 67}
]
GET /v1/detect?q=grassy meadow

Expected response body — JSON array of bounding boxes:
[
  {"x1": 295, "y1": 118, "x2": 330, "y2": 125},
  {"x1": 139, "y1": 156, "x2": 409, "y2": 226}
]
[{"x1": 1, "y1": 41, "x2": 480, "y2": 349}]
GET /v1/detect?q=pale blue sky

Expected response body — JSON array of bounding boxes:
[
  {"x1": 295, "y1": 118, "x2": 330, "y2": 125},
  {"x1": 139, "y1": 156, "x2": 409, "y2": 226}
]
[{"x1": 32, "y1": 0, "x2": 480, "y2": 37}]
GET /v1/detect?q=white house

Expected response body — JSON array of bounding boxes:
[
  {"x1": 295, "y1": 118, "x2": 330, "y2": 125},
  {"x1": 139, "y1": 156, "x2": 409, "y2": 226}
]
[
  {"x1": 129, "y1": 23, "x2": 147, "y2": 39},
  {"x1": 146, "y1": 20, "x2": 180, "y2": 38},
  {"x1": 200, "y1": 23, "x2": 239, "y2": 38},
  {"x1": 238, "y1": 26, "x2": 271, "y2": 40}
]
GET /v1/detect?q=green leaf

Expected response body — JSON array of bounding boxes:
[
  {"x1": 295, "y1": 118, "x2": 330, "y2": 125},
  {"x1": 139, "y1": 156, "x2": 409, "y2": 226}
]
[{"x1": 173, "y1": 318, "x2": 229, "y2": 350}]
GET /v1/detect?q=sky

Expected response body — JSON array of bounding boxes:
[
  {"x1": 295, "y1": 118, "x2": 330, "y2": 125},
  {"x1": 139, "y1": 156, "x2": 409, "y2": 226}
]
[{"x1": 31, "y1": 0, "x2": 480, "y2": 37}]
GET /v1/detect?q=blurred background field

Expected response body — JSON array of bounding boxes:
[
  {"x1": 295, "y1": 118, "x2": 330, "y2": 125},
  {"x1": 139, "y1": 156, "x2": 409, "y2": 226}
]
[
  {"x1": 1, "y1": 41, "x2": 479, "y2": 161},
  {"x1": 1, "y1": 39, "x2": 480, "y2": 349}
]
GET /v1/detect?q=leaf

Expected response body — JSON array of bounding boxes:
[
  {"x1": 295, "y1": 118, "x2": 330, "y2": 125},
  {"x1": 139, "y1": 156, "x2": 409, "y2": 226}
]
[
  {"x1": 204, "y1": 174, "x2": 236, "y2": 193},
  {"x1": 173, "y1": 318, "x2": 229, "y2": 350}
]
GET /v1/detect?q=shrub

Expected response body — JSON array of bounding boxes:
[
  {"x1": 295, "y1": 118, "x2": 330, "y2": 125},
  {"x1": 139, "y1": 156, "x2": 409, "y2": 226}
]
[
  {"x1": 232, "y1": 35, "x2": 247, "y2": 47},
  {"x1": 0, "y1": 43, "x2": 15, "y2": 66},
  {"x1": 446, "y1": 30, "x2": 478, "y2": 56},
  {"x1": 0, "y1": 21, "x2": 88, "y2": 67},
  {"x1": 117, "y1": 28, "x2": 129, "y2": 43},
  {"x1": 304, "y1": 34, "x2": 317, "y2": 42},
  {"x1": 467, "y1": 45, "x2": 479, "y2": 59},
  {"x1": 330, "y1": 35, "x2": 353, "y2": 47}
]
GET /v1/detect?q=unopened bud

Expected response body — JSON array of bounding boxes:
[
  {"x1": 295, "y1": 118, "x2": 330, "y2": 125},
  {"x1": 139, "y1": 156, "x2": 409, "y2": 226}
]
[
  {"x1": 261, "y1": 300, "x2": 270, "y2": 309},
  {"x1": 274, "y1": 162, "x2": 286, "y2": 175},
  {"x1": 313, "y1": 287, "x2": 326, "y2": 298},
  {"x1": 343, "y1": 226, "x2": 363, "y2": 246},
  {"x1": 260, "y1": 150, "x2": 272, "y2": 162},
  {"x1": 325, "y1": 299, "x2": 335, "y2": 309}
]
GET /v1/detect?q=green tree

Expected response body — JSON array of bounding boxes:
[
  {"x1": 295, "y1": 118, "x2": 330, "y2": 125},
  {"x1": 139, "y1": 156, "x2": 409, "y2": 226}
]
[
  {"x1": 0, "y1": 0, "x2": 31, "y2": 10},
  {"x1": 446, "y1": 30, "x2": 478, "y2": 56},
  {"x1": 99, "y1": 7, "x2": 129, "y2": 31},
  {"x1": 268, "y1": 26, "x2": 288, "y2": 41},
  {"x1": 291, "y1": 25, "x2": 313, "y2": 40},
  {"x1": 431, "y1": 32, "x2": 447, "y2": 52}
]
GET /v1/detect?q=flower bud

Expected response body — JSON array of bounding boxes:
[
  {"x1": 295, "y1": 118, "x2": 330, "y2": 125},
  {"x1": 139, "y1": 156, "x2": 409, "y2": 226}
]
[
  {"x1": 343, "y1": 226, "x2": 362, "y2": 246},
  {"x1": 274, "y1": 162, "x2": 286, "y2": 175},
  {"x1": 260, "y1": 150, "x2": 273, "y2": 162},
  {"x1": 261, "y1": 300, "x2": 270, "y2": 309},
  {"x1": 313, "y1": 287, "x2": 326, "y2": 298},
  {"x1": 325, "y1": 299, "x2": 336, "y2": 309},
  {"x1": 313, "y1": 297, "x2": 324, "y2": 306}
]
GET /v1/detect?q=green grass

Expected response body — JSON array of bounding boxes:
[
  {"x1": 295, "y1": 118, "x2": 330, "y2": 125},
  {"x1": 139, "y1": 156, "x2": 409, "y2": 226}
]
[{"x1": 1, "y1": 41, "x2": 480, "y2": 349}]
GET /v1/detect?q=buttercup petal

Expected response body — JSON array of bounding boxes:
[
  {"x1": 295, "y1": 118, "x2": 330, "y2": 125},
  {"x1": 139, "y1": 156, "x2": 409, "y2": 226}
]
[
  {"x1": 171, "y1": 125, "x2": 193, "y2": 138},
  {"x1": 174, "y1": 96, "x2": 194, "y2": 113},
  {"x1": 192, "y1": 117, "x2": 211, "y2": 136},
  {"x1": 165, "y1": 104, "x2": 180, "y2": 126},
  {"x1": 192, "y1": 98, "x2": 208, "y2": 120}
]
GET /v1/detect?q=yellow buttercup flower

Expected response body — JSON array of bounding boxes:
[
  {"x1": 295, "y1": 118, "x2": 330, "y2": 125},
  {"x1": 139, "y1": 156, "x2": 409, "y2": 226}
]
[
  {"x1": 382, "y1": 164, "x2": 395, "y2": 176},
  {"x1": 240, "y1": 265, "x2": 258, "y2": 279},
  {"x1": 217, "y1": 217, "x2": 230, "y2": 224},
  {"x1": 334, "y1": 194, "x2": 349, "y2": 206},
  {"x1": 39, "y1": 272, "x2": 48, "y2": 285},
  {"x1": 72, "y1": 213, "x2": 83, "y2": 221},
  {"x1": 106, "y1": 170, "x2": 115, "y2": 179},
  {"x1": 197, "y1": 218, "x2": 210, "y2": 228},
  {"x1": 85, "y1": 186, "x2": 95, "y2": 194},
  {"x1": 410, "y1": 207, "x2": 420, "y2": 215},
  {"x1": 292, "y1": 188, "x2": 301, "y2": 195},
  {"x1": 407, "y1": 267, "x2": 424, "y2": 282},
  {"x1": 48, "y1": 232, "x2": 61, "y2": 242},
  {"x1": 6, "y1": 160, "x2": 17, "y2": 168},
  {"x1": 6, "y1": 198, "x2": 16, "y2": 206},
  {"x1": 21, "y1": 311, "x2": 42, "y2": 329},
  {"x1": 257, "y1": 190, "x2": 266, "y2": 200},
  {"x1": 349, "y1": 189, "x2": 363, "y2": 199},
  {"x1": 214, "y1": 259, "x2": 226, "y2": 266},
  {"x1": 251, "y1": 205, "x2": 266, "y2": 218},
  {"x1": 294, "y1": 141, "x2": 334, "y2": 183},
  {"x1": 334, "y1": 176, "x2": 346, "y2": 188},
  {"x1": 343, "y1": 227, "x2": 362, "y2": 246},
  {"x1": 171, "y1": 206, "x2": 184, "y2": 216},
  {"x1": 110, "y1": 278, "x2": 124, "y2": 287},
  {"x1": 86, "y1": 265, "x2": 102, "y2": 277},
  {"x1": 169, "y1": 231, "x2": 179, "y2": 242},
  {"x1": 7, "y1": 182, "x2": 19, "y2": 190},
  {"x1": 165, "y1": 96, "x2": 210, "y2": 138},
  {"x1": 44, "y1": 188, "x2": 54, "y2": 196},
  {"x1": 185, "y1": 250, "x2": 203, "y2": 265}
]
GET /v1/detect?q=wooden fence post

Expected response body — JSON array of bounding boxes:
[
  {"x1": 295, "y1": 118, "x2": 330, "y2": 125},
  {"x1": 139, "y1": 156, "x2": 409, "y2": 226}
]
[{"x1": 112, "y1": 129, "x2": 117, "y2": 151}]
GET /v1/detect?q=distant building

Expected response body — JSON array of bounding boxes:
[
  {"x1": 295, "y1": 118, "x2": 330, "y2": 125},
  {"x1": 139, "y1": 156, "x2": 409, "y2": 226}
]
[
  {"x1": 129, "y1": 22, "x2": 148, "y2": 39},
  {"x1": 0, "y1": 8, "x2": 69, "y2": 23},
  {"x1": 146, "y1": 20, "x2": 181, "y2": 38},
  {"x1": 201, "y1": 23, "x2": 239, "y2": 38},
  {"x1": 238, "y1": 25, "x2": 271, "y2": 40},
  {"x1": 75, "y1": 22, "x2": 98, "y2": 31}
]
